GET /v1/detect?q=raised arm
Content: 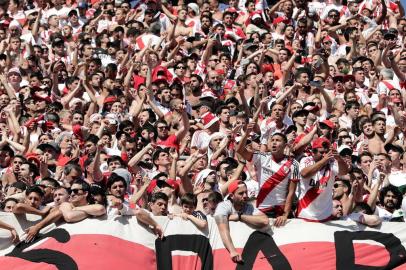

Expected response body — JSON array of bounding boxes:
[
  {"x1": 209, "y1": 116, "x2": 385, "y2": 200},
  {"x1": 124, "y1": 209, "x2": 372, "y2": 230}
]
[
  {"x1": 235, "y1": 123, "x2": 255, "y2": 161},
  {"x1": 174, "y1": 108, "x2": 190, "y2": 142}
]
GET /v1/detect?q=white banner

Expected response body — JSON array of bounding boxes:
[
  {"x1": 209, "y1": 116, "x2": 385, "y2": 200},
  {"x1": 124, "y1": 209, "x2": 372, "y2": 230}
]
[{"x1": 1, "y1": 213, "x2": 406, "y2": 269}]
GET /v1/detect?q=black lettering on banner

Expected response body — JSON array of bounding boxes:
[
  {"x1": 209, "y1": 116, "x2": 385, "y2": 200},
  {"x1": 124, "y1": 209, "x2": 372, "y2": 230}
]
[
  {"x1": 237, "y1": 231, "x2": 292, "y2": 270},
  {"x1": 335, "y1": 231, "x2": 406, "y2": 270},
  {"x1": 155, "y1": 234, "x2": 213, "y2": 270},
  {"x1": 6, "y1": 228, "x2": 78, "y2": 270}
]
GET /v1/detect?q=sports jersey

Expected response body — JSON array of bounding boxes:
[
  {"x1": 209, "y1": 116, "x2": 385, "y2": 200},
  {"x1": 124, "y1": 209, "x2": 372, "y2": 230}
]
[
  {"x1": 252, "y1": 152, "x2": 300, "y2": 213},
  {"x1": 260, "y1": 119, "x2": 286, "y2": 145},
  {"x1": 297, "y1": 156, "x2": 338, "y2": 221}
]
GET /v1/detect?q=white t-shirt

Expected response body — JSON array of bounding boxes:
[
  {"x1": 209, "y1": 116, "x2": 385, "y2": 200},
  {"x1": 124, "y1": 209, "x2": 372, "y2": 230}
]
[
  {"x1": 214, "y1": 200, "x2": 261, "y2": 217},
  {"x1": 297, "y1": 156, "x2": 339, "y2": 221}
]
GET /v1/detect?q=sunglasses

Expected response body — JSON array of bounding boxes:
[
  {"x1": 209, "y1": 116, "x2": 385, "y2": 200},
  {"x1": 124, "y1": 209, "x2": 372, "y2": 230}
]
[
  {"x1": 333, "y1": 183, "x2": 342, "y2": 188},
  {"x1": 70, "y1": 188, "x2": 83, "y2": 195},
  {"x1": 176, "y1": 66, "x2": 186, "y2": 70}
]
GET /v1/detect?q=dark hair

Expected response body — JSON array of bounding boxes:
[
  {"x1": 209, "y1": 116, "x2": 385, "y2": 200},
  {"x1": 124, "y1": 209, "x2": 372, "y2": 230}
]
[
  {"x1": 26, "y1": 185, "x2": 44, "y2": 197},
  {"x1": 208, "y1": 191, "x2": 223, "y2": 203},
  {"x1": 344, "y1": 101, "x2": 360, "y2": 113},
  {"x1": 22, "y1": 161, "x2": 39, "y2": 179},
  {"x1": 85, "y1": 134, "x2": 100, "y2": 144},
  {"x1": 271, "y1": 132, "x2": 288, "y2": 143},
  {"x1": 344, "y1": 27, "x2": 357, "y2": 41},
  {"x1": 336, "y1": 179, "x2": 351, "y2": 194},
  {"x1": 152, "y1": 148, "x2": 169, "y2": 164},
  {"x1": 358, "y1": 152, "x2": 373, "y2": 163},
  {"x1": 294, "y1": 67, "x2": 311, "y2": 81},
  {"x1": 107, "y1": 155, "x2": 125, "y2": 166},
  {"x1": 72, "y1": 179, "x2": 94, "y2": 203},
  {"x1": 180, "y1": 193, "x2": 198, "y2": 207},
  {"x1": 107, "y1": 173, "x2": 128, "y2": 191},
  {"x1": 41, "y1": 177, "x2": 60, "y2": 188},
  {"x1": 353, "y1": 202, "x2": 373, "y2": 215},
  {"x1": 379, "y1": 185, "x2": 402, "y2": 209},
  {"x1": 1, "y1": 198, "x2": 18, "y2": 210},
  {"x1": 149, "y1": 191, "x2": 169, "y2": 203}
]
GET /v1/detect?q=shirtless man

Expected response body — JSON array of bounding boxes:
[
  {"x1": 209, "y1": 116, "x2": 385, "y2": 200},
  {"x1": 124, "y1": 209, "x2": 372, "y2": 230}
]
[
  {"x1": 359, "y1": 118, "x2": 382, "y2": 155},
  {"x1": 59, "y1": 180, "x2": 106, "y2": 223},
  {"x1": 168, "y1": 8, "x2": 193, "y2": 40}
]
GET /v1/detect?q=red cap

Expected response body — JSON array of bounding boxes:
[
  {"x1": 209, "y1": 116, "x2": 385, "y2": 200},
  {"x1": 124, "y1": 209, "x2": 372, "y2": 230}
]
[
  {"x1": 343, "y1": 74, "x2": 355, "y2": 82},
  {"x1": 323, "y1": 36, "x2": 333, "y2": 43},
  {"x1": 26, "y1": 152, "x2": 40, "y2": 167},
  {"x1": 311, "y1": 137, "x2": 331, "y2": 149},
  {"x1": 215, "y1": 69, "x2": 225, "y2": 75},
  {"x1": 228, "y1": 180, "x2": 244, "y2": 194},
  {"x1": 147, "y1": 180, "x2": 158, "y2": 194},
  {"x1": 226, "y1": 7, "x2": 238, "y2": 13},
  {"x1": 201, "y1": 112, "x2": 219, "y2": 129},
  {"x1": 104, "y1": 96, "x2": 117, "y2": 104},
  {"x1": 273, "y1": 16, "x2": 288, "y2": 25},
  {"x1": 166, "y1": 179, "x2": 180, "y2": 193},
  {"x1": 320, "y1": 120, "x2": 335, "y2": 130}
]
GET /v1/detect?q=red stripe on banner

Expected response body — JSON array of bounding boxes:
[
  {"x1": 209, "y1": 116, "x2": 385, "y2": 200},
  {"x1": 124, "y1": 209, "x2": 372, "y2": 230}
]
[
  {"x1": 256, "y1": 159, "x2": 292, "y2": 208},
  {"x1": 172, "y1": 255, "x2": 202, "y2": 269},
  {"x1": 354, "y1": 243, "x2": 389, "y2": 266},
  {"x1": 0, "y1": 234, "x2": 156, "y2": 270},
  {"x1": 1, "y1": 238, "x2": 404, "y2": 270}
]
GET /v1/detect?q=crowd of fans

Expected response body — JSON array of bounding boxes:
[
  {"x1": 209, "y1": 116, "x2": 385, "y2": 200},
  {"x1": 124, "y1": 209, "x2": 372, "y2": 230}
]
[{"x1": 0, "y1": 0, "x2": 405, "y2": 263}]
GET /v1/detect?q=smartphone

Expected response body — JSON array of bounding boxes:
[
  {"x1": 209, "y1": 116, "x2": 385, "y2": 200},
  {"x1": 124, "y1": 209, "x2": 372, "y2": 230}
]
[{"x1": 310, "y1": 80, "x2": 322, "y2": 88}]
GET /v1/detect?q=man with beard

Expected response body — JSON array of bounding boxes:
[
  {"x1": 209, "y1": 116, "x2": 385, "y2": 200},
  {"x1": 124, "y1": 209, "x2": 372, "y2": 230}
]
[
  {"x1": 214, "y1": 181, "x2": 269, "y2": 263},
  {"x1": 167, "y1": 7, "x2": 192, "y2": 39},
  {"x1": 203, "y1": 70, "x2": 223, "y2": 97},
  {"x1": 376, "y1": 185, "x2": 403, "y2": 221},
  {"x1": 185, "y1": 74, "x2": 203, "y2": 107},
  {"x1": 1, "y1": 155, "x2": 25, "y2": 190},
  {"x1": 237, "y1": 131, "x2": 299, "y2": 226}
]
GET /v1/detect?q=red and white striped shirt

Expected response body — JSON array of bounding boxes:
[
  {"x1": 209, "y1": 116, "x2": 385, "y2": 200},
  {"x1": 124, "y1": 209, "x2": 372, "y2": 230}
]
[
  {"x1": 252, "y1": 152, "x2": 300, "y2": 212},
  {"x1": 297, "y1": 156, "x2": 338, "y2": 222}
]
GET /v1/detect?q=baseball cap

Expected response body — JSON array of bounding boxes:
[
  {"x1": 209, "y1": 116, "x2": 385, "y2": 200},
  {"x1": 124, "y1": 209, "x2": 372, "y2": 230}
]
[
  {"x1": 384, "y1": 143, "x2": 404, "y2": 154},
  {"x1": 227, "y1": 180, "x2": 245, "y2": 194},
  {"x1": 311, "y1": 137, "x2": 331, "y2": 149}
]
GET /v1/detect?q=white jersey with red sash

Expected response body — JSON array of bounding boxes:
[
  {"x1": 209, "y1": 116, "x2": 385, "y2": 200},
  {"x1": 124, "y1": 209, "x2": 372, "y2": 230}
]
[
  {"x1": 377, "y1": 80, "x2": 401, "y2": 96},
  {"x1": 252, "y1": 152, "x2": 300, "y2": 213},
  {"x1": 297, "y1": 156, "x2": 338, "y2": 222}
]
